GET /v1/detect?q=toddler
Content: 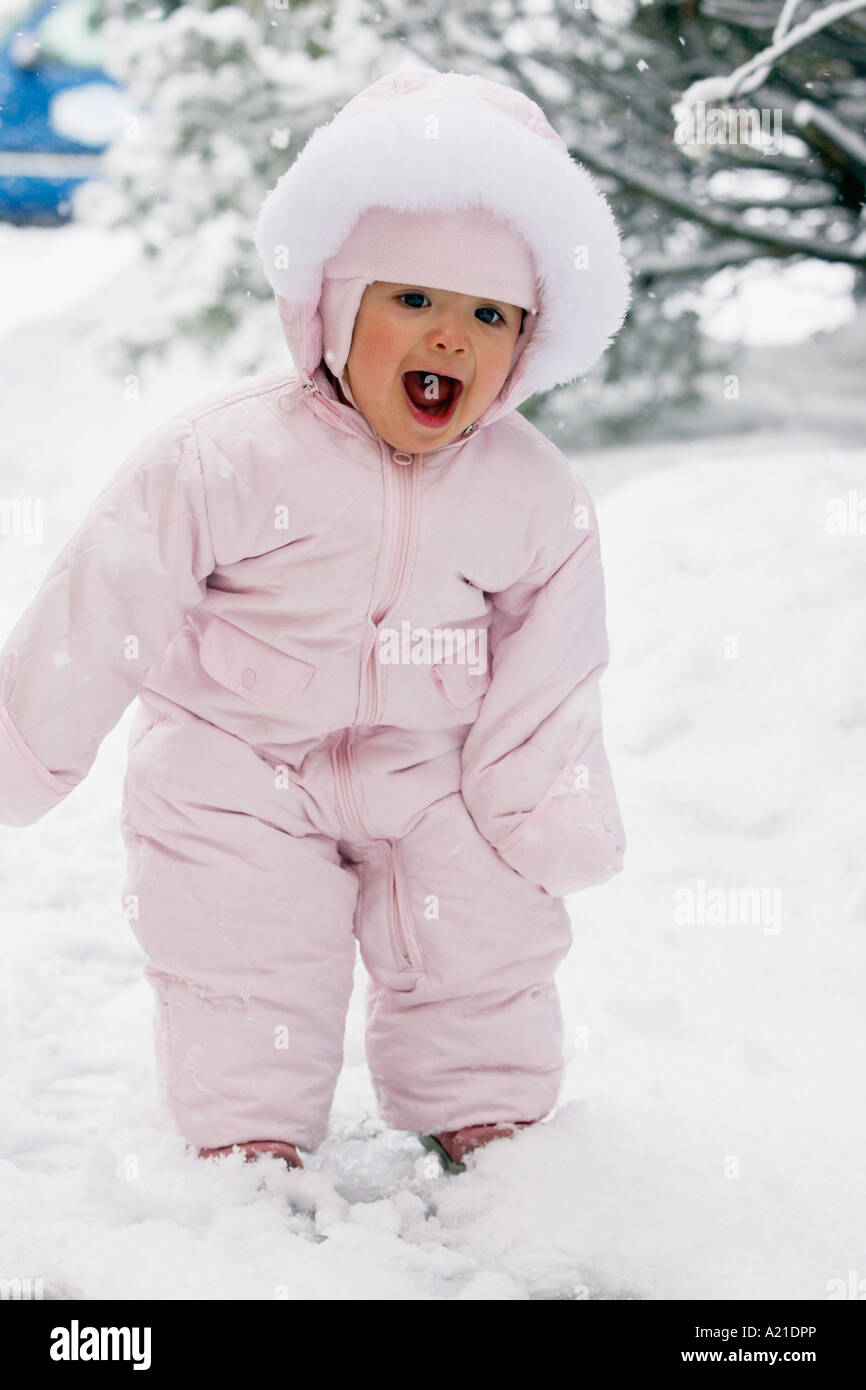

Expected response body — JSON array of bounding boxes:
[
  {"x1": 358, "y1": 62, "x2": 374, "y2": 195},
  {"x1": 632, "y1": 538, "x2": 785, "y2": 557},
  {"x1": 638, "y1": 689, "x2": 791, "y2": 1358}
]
[{"x1": 0, "y1": 70, "x2": 631, "y2": 1175}]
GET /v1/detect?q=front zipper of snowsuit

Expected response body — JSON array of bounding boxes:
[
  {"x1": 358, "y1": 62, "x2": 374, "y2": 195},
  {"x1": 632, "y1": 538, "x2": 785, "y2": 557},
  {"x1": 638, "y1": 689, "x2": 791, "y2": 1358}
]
[
  {"x1": 330, "y1": 730, "x2": 420, "y2": 971},
  {"x1": 333, "y1": 439, "x2": 422, "y2": 972},
  {"x1": 291, "y1": 366, "x2": 473, "y2": 732},
  {"x1": 286, "y1": 371, "x2": 433, "y2": 975},
  {"x1": 356, "y1": 441, "x2": 419, "y2": 727}
]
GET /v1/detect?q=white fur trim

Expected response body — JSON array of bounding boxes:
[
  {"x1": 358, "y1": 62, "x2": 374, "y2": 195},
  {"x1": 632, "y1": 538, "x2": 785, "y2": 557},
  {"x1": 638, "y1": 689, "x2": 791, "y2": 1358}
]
[{"x1": 254, "y1": 73, "x2": 632, "y2": 397}]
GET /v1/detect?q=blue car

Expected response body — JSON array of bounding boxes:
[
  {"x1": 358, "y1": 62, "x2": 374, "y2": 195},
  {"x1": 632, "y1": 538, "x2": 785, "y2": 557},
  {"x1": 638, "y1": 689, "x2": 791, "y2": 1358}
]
[{"x1": 0, "y1": 0, "x2": 134, "y2": 224}]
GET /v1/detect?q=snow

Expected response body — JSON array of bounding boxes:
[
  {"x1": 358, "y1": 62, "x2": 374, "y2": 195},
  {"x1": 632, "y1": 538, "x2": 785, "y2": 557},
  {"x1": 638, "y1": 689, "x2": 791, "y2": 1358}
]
[
  {"x1": 0, "y1": 0, "x2": 25, "y2": 29},
  {"x1": 0, "y1": 223, "x2": 140, "y2": 337},
  {"x1": 49, "y1": 82, "x2": 133, "y2": 148},
  {"x1": 1, "y1": 222, "x2": 865, "y2": 1300}
]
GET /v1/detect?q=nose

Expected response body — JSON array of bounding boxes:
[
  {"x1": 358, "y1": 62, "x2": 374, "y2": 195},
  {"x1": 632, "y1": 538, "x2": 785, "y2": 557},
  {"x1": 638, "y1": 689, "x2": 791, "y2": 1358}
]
[{"x1": 425, "y1": 307, "x2": 470, "y2": 356}]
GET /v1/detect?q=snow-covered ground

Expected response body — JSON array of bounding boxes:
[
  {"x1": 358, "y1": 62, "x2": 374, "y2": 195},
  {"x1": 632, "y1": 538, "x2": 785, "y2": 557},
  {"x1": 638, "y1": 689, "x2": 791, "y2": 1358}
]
[{"x1": 0, "y1": 222, "x2": 864, "y2": 1301}]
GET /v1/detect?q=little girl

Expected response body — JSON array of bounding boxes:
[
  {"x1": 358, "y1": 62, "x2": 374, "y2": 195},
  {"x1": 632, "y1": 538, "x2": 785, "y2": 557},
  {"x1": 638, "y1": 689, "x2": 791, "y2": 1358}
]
[{"x1": 0, "y1": 69, "x2": 631, "y2": 1175}]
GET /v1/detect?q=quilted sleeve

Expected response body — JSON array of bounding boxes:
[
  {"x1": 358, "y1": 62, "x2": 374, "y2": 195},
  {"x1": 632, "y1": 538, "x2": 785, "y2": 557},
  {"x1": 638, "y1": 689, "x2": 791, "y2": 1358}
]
[
  {"x1": 459, "y1": 472, "x2": 626, "y2": 897},
  {"x1": 0, "y1": 414, "x2": 215, "y2": 826}
]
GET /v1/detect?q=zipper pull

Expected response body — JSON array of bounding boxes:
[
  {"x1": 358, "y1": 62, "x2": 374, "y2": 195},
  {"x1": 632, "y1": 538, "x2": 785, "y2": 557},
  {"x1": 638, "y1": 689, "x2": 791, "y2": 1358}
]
[{"x1": 278, "y1": 371, "x2": 317, "y2": 414}]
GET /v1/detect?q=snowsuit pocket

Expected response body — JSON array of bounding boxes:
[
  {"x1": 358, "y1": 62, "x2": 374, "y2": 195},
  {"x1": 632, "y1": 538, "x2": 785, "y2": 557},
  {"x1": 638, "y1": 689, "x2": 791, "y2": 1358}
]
[
  {"x1": 432, "y1": 660, "x2": 491, "y2": 709},
  {"x1": 197, "y1": 616, "x2": 315, "y2": 711}
]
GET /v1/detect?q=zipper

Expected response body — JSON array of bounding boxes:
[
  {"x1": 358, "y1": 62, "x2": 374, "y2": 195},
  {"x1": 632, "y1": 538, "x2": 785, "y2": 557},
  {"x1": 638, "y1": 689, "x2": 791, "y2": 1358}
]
[
  {"x1": 300, "y1": 374, "x2": 360, "y2": 439},
  {"x1": 331, "y1": 728, "x2": 422, "y2": 973},
  {"x1": 284, "y1": 370, "x2": 420, "y2": 727},
  {"x1": 278, "y1": 371, "x2": 365, "y2": 443},
  {"x1": 332, "y1": 728, "x2": 369, "y2": 841},
  {"x1": 288, "y1": 367, "x2": 437, "y2": 977},
  {"x1": 356, "y1": 448, "x2": 419, "y2": 725},
  {"x1": 387, "y1": 839, "x2": 420, "y2": 969},
  {"x1": 296, "y1": 368, "x2": 478, "y2": 728}
]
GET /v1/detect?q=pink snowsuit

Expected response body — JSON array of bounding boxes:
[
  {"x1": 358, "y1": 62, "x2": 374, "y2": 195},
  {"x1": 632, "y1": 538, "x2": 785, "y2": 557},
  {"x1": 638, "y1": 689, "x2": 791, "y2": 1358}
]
[{"x1": 0, "y1": 71, "x2": 631, "y2": 1151}]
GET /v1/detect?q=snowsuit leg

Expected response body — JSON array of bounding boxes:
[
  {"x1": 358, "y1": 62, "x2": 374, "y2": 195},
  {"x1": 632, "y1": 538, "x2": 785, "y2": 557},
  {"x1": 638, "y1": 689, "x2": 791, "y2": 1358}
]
[
  {"x1": 119, "y1": 700, "x2": 358, "y2": 1152},
  {"x1": 352, "y1": 785, "x2": 574, "y2": 1136}
]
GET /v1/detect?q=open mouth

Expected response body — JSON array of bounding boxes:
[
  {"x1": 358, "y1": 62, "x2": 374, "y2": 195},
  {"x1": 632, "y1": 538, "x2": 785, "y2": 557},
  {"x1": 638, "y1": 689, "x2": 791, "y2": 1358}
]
[{"x1": 401, "y1": 370, "x2": 463, "y2": 427}]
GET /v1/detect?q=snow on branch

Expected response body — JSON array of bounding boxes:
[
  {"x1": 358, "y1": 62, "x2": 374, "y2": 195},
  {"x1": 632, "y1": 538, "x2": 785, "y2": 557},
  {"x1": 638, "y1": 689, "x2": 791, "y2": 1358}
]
[
  {"x1": 675, "y1": 0, "x2": 866, "y2": 109},
  {"x1": 793, "y1": 100, "x2": 866, "y2": 173}
]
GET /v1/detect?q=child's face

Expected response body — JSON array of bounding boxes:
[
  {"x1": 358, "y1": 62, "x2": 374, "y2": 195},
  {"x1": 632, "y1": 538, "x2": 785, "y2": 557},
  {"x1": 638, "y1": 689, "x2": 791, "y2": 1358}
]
[{"x1": 342, "y1": 281, "x2": 524, "y2": 453}]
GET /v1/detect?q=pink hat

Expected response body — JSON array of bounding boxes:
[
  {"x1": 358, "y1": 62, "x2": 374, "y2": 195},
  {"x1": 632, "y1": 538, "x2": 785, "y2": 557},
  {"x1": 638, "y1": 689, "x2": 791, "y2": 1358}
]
[{"x1": 319, "y1": 205, "x2": 539, "y2": 408}]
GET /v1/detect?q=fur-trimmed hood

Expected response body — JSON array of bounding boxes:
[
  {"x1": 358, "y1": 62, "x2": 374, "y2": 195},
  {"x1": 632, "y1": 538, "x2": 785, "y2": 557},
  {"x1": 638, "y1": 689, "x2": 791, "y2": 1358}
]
[{"x1": 254, "y1": 68, "x2": 632, "y2": 429}]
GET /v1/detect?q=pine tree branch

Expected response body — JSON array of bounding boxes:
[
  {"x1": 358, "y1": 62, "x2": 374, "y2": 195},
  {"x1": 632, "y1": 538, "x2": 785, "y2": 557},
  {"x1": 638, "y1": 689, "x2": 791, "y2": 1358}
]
[
  {"x1": 793, "y1": 99, "x2": 866, "y2": 174},
  {"x1": 712, "y1": 188, "x2": 838, "y2": 209},
  {"x1": 634, "y1": 242, "x2": 774, "y2": 276},
  {"x1": 574, "y1": 141, "x2": 866, "y2": 265}
]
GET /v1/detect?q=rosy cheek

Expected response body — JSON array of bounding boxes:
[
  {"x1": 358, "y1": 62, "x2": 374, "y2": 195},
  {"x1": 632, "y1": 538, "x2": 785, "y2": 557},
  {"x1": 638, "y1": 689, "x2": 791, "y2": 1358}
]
[{"x1": 362, "y1": 324, "x2": 399, "y2": 382}]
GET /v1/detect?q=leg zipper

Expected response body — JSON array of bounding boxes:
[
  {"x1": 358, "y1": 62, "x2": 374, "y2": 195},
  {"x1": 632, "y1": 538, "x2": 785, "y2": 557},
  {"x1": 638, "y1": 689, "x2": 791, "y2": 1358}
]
[{"x1": 386, "y1": 838, "x2": 422, "y2": 972}]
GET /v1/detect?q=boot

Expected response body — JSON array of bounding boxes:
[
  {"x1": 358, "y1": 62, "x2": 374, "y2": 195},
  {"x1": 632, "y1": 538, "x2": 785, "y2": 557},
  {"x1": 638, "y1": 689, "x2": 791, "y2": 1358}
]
[
  {"x1": 419, "y1": 1121, "x2": 535, "y2": 1174},
  {"x1": 197, "y1": 1139, "x2": 304, "y2": 1170}
]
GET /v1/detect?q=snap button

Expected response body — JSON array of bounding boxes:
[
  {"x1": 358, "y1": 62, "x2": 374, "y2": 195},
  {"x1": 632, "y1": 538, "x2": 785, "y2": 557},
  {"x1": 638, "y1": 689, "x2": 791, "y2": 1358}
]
[{"x1": 241, "y1": 667, "x2": 256, "y2": 688}]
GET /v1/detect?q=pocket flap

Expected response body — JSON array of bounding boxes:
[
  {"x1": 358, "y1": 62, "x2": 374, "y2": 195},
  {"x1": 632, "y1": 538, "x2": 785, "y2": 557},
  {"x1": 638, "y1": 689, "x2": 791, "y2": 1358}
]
[
  {"x1": 432, "y1": 659, "x2": 492, "y2": 708},
  {"x1": 198, "y1": 618, "x2": 315, "y2": 710}
]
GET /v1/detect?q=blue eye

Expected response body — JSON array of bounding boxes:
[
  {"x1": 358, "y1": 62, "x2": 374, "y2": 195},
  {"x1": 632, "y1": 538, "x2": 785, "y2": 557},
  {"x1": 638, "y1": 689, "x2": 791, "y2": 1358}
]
[{"x1": 397, "y1": 292, "x2": 507, "y2": 325}]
